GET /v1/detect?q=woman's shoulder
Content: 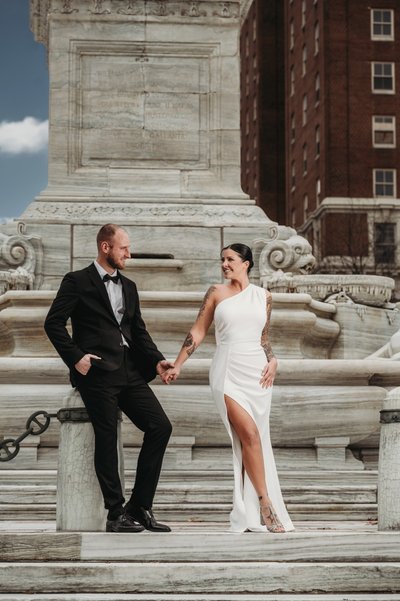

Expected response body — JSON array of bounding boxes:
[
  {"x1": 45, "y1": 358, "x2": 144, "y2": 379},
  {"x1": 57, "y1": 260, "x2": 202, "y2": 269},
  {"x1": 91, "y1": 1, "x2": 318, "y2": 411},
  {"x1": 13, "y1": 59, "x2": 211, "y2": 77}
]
[{"x1": 253, "y1": 284, "x2": 272, "y2": 300}]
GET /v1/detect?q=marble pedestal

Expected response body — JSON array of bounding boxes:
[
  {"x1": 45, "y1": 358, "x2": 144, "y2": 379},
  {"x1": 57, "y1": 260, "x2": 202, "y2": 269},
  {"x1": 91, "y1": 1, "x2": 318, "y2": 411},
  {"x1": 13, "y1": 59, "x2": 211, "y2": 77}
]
[
  {"x1": 56, "y1": 389, "x2": 124, "y2": 532},
  {"x1": 21, "y1": 0, "x2": 274, "y2": 291},
  {"x1": 378, "y1": 387, "x2": 400, "y2": 531}
]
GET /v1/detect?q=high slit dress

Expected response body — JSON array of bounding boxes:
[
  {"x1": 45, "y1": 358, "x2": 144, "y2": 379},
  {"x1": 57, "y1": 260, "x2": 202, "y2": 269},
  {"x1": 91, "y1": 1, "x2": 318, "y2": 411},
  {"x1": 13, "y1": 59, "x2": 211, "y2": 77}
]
[{"x1": 209, "y1": 283, "x2": 294, "y2": 533}]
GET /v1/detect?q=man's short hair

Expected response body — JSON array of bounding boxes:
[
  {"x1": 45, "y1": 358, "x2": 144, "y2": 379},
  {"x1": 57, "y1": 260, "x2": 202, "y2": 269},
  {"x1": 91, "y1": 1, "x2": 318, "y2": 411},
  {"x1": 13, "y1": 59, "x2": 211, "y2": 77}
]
[{"x1": 96, "y1": 224, "x2": 123, "y2": 250}]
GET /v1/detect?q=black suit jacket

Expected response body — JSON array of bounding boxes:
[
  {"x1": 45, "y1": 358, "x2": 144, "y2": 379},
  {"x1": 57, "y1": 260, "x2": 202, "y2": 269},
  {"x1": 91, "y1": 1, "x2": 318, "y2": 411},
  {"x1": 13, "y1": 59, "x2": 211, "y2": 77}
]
[{"x1": 44, "y1": 263, "x2": 164, "y2": 385}]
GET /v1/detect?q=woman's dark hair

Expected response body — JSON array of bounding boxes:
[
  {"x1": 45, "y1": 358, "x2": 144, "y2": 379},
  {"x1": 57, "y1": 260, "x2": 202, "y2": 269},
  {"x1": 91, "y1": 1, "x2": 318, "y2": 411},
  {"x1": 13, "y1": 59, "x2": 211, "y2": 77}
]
[{"x1": 221, "y1": 243, "x2": 254, "y2": 274}]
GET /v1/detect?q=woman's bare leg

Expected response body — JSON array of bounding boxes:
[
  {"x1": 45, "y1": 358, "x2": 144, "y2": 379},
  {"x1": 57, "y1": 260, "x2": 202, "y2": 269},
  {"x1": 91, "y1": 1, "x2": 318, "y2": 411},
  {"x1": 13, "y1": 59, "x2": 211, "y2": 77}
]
[{"x1": 225, "y1": 394, "x2": 284, "y2": 532}]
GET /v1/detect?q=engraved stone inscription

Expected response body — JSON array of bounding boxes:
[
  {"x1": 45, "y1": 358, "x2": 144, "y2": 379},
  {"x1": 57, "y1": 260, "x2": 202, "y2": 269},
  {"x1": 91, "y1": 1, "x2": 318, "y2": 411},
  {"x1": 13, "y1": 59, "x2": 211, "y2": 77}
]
[{"x1": 78, "y1": 51, "x2": 208, "y2": 168}]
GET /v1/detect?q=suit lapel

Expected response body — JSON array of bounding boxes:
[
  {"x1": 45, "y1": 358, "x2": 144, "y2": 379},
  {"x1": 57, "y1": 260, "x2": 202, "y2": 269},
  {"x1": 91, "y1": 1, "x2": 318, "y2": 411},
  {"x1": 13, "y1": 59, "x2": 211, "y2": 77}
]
[
  {"x1": 120, "y1": 273, "x2": 135, "y2": 316},
  {"x1": 119, "y1": 273, "x2": 135, "y2": 343},
  {"x1": 87, "y1": 263, "x2": 118, "y2": 323}
]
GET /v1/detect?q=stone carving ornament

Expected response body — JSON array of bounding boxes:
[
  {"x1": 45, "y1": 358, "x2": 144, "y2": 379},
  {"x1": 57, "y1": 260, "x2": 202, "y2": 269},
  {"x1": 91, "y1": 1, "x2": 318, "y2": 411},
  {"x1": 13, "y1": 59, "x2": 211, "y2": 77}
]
[
  {"x1": 0, "y1": 226, "x2": 44, "y2": 292},
  {"x1": 257, "y1": 226, "x2": 316, "y2": 276},
  {"x1": 89, "y1": 0, "x2": 111, "y2": 14},
  {"x1": 40, "y1": 0, "x2": 240, "y2": 19},
  {"x1": 117, "y1": 0, "x2": 141, "y2": 14}
]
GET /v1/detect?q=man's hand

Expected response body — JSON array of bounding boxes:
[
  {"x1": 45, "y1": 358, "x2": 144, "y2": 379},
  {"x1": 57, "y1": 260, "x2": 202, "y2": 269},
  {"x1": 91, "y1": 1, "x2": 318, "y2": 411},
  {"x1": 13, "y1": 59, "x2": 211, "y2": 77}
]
[
  {"x1": 162, "y1": 366, "x2": 181, "y2": 384},
  {"x1": 156, "y1": 360, "x2": 175, "y2": 383},
  {"x1": 75, "y1": 354, "x2": 102, "y2": 375}
]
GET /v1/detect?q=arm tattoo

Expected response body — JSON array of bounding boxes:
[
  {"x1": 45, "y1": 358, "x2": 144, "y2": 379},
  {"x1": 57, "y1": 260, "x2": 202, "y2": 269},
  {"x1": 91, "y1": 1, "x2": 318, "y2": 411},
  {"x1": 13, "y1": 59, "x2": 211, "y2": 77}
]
[
  {"x1": 261, "y1": 292, "x2": 275, "y2": 361},
  {"x1": 182, "y1": 332, "x2": 197, "y2": 357},
  {"x1": 197, "y1": 285, "x2": 217, "y2": 319}
]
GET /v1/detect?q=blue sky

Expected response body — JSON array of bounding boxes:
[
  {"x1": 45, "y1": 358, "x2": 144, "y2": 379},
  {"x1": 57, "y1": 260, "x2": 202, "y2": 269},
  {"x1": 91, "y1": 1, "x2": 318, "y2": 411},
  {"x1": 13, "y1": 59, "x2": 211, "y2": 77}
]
[{"x1": 0, "y1": 0, "x2": 49, "y2": 221}]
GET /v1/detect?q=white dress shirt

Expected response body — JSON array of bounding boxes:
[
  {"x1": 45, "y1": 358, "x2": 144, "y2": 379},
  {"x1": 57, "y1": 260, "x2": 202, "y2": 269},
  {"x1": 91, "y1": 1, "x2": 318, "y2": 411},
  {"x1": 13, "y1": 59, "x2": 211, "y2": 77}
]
[{"x1": 94, "y1": 261, "x2": 128, "y2": 347}]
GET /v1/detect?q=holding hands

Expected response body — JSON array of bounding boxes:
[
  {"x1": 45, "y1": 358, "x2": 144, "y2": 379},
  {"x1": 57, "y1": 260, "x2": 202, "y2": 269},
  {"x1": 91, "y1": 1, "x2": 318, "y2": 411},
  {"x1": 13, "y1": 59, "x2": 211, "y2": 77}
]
[{"x1": 161, "y1": 365, "x2": 181, "y2": 384}]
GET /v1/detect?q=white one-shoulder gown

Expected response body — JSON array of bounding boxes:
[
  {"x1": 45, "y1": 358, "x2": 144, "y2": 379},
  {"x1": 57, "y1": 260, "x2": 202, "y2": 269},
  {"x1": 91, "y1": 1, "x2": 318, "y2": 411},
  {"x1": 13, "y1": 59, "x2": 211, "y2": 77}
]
[{"x1": 209, "y1": 283, "x2": 294, "y2": 533}]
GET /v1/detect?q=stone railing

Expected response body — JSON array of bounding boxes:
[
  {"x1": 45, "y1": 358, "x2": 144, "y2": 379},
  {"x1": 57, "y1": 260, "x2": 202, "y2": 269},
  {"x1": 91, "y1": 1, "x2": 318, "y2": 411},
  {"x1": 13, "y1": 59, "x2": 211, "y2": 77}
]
[{"x1": 265, "y1": 273, "x2": 394, "y2": 308}]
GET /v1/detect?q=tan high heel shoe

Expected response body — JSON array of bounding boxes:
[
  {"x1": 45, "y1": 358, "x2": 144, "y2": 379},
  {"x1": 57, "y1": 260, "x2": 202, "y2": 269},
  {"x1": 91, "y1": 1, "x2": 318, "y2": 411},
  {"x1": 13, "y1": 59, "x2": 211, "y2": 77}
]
[{"x1": 260, "y1": 502, "x2": 285, "y2": 533}]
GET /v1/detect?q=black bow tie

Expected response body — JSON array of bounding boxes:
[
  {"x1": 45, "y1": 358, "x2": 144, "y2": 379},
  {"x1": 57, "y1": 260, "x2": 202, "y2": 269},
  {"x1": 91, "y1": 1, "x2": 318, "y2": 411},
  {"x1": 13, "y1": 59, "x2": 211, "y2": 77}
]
[{"x1": 103, "y1": 273, "x2": 120, "y2": 284}]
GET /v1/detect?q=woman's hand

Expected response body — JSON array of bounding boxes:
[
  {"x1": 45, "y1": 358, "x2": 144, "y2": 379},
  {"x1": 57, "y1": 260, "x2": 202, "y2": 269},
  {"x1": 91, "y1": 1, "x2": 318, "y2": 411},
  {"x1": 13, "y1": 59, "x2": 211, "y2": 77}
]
[
  {"x1": 162, "y1": 365, "x2": 181, "y2": 384},
  {"x1": 259, "y1": 357, "x2": 277, "y2": 388}
]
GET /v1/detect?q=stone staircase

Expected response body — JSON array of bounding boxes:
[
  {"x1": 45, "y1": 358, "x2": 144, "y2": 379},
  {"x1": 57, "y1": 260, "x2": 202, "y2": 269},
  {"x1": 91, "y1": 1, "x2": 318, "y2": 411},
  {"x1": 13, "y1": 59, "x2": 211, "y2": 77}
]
[
  {"x1": 2, "y1": 289, "x2": 400, "y2": 598},
  {"x1": 1, "y1": 522, "x2": 400, "y2": 598},
  {"x1": 0, "y1": 467, "x2": 379, "y2": 522}
]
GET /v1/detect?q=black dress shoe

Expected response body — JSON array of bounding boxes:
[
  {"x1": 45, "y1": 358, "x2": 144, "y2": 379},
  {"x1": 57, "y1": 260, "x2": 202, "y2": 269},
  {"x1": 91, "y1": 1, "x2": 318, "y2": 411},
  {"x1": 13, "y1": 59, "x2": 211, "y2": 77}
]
[
  {"x1": 106, "y1": 513, "x2": 145, "y2": 533},
  {"x1": 129, "y1": 506, "x2": 171, "y2": 532}
]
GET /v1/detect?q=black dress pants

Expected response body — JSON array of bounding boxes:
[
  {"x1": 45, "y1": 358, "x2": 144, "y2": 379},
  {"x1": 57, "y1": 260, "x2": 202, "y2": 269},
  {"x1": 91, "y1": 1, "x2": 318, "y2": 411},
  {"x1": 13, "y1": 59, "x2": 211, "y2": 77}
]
[{"x1": 76, "y1": 349, "x2": 172, "y2": 514}]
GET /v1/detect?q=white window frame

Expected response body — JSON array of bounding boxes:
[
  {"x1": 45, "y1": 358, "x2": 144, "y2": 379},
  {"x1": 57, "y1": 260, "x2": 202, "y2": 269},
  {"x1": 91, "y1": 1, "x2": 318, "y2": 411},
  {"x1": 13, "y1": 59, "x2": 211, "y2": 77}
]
[
  {"x1": 303, "y1": 144, "x2": 308, "y2": 175},
  {"x1": 303, "y1": 194, "x2": 309, "y2": 222},
  {"x1": 314, "y1": 21, "x2": 319, "y2": 54},
  {"x1": 372, "y1": 116, "x2": 396, "y2": 148},
  {"x1": 290, "y1": 65, "x2": 295, "y2": 96},
  {"x1": 291, "y1": 208, "x2": 297, "y2": 228},
  {"x1": 371, "y1": 9, "x2": 394, "y2": 41},
  {"x1": 372, "y1": 62, "x2": 395, "y2": 94},
  {"x1": 291, "y1": 113, "x2": 295, "y2": 144},
  {"x1": 315, "y1": 72, "x2": 320, "y2": 104},
  {"x1": 290, "y1": 19, "x2": 294, "y2": 50},
  {"x1": 301, "y1": 0, "x2": 306, "y2": 28},
  {"x1": 373, "y1": 169, "x2": 397, "y2": 198},
  {"x1": 315, "y1": 125, "x2": 320, "y2": 157},
  {"x1": 302, "y1": 94, "x2": 308, "y2": 126},
  {"x1": 302, "y1": 44, "x2": 307, "y2": 76},
  {"x1": 316, "y1": 178, "x2": 321, "y2": 205},
  {"x1": 291, "y1": 161, "x2": 296, "y2": 190}
]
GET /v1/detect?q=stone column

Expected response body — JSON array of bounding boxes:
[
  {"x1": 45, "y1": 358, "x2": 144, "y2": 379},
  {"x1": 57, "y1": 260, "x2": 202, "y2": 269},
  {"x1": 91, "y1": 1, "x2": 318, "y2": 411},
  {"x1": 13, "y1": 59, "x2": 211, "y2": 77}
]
[
  {"x1": 378, "y1": 387, "x2": 400, "y2": 531},
  {"x1": 25, "y1": 0, "x2": 277, "y2": 291},
  {"x1": 56, "y1": 389, "x2": 124, "y2": 531}
]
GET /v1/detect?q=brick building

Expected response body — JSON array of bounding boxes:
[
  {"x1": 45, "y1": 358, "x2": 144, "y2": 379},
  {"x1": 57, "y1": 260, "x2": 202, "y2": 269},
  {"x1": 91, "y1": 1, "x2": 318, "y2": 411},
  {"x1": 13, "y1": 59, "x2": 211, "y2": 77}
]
[{"x1": 241, "y1": 1, "x2": 400, "y2": 290}]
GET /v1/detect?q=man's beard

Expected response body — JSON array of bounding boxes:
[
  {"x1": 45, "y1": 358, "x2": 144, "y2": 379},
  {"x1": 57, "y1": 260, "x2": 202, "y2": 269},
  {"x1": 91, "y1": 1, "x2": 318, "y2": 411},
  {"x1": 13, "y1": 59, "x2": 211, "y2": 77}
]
[{"x1": 106, "y1": 255, "x2": 122, "y2": 270}]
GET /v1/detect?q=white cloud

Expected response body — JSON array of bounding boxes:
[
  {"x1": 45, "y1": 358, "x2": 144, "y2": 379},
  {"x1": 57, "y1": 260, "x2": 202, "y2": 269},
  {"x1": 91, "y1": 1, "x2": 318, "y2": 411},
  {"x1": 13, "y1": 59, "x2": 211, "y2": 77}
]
[{"x1": 0, "y1": 117, "x2": 48, "y2": 155}]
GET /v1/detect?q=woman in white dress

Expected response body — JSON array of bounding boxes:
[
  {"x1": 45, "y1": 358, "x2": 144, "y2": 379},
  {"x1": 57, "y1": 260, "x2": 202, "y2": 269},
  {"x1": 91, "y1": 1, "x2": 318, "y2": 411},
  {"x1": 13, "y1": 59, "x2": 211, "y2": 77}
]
[{"x1": 164, "y1": 244, "x2": 294, "y2": 533}]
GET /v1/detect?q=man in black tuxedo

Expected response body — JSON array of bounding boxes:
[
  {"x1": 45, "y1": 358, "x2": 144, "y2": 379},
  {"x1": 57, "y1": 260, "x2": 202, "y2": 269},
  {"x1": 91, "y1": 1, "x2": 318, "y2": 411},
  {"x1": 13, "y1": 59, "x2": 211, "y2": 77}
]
[{"x1": 45, "y1": 224, "x2": 173, "y2": 533}]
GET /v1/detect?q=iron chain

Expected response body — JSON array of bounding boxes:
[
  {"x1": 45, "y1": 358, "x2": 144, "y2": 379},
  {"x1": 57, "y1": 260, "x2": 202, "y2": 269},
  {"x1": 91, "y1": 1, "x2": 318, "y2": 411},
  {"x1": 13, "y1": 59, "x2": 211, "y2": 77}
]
[{"x1": 0, "y1": 411, "x2": 58, "y2": 462}]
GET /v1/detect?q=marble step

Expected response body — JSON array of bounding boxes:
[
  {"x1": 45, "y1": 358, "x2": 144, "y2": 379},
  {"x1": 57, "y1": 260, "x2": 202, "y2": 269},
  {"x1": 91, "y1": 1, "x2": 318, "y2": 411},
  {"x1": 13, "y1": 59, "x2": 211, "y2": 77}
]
[
  {"x1": 1, "y1": 597, "x2": 400, "y2": 601},
  {"x1": 0, "y1": 561, "x2": 399, "y2": 594},
  {"x1": 0, "y1": 482, "x2": 377, "y2": 505},
  {"x1": 0, "y1": 469, "x2": 379, "y2": 485},
  {"x1": 0, "y1": 502, "x2": 377, "y2": 522},
  {"x1": 2, "y1": 528, "x2": 400, "y2": 562}
]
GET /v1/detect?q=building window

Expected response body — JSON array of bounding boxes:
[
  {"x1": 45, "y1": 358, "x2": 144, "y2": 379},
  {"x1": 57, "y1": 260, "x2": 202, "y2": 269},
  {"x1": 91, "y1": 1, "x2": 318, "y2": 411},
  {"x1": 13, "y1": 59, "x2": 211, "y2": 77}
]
[
  {"x1": 372, "y1": 62, "x2": 395, "y2": 93},
  {"x1": 374, "y1": 223, "x2": 396, "y2": 264},
  {"x1": 291, "y1": 208, "x2": 297, "y2": 228},
  {"x1": 301, "y1": 0, "x2": 306, "y2": 28},
  {"x1": 315, "y1": 72, "x2": 320, "y2": 104},
  {"x1": 290, "y1": 19, "x2": 294, "y2": 50},
  {"x1": 291, "y1": 161, "x2": 296, "y2": 189},
  {"x1": 314, "y1": 21, "x2": 319, "y2": 54},
  {"x1": 303, "y1": 144, "x2": 308, "y2": 175},
  {"x1": 253, "y1": 96, "x2": 257, "y2": 122},
  {"x1": 291, "y1": 113, "x2": 296, "y2": 143},
  {"x1": 303, "y1": 194, "x2": 309, "y2": 221},
  {"x1": 290, "y1": 65, "x2": 295, "y2": 96},
  {"x1": 372, "y1": 116, "x2": 396, "y2": 148},
  {"x1": 316, "y1": 178, "x2": 321, "y2": 205},
  {"x1": 371, "y1": 9, "x2": 394, "y2": 41},
  {"x1": 315, "y1": 125, "x2": 320, "y2": 156},
  {"x1": 302, "y1": 94, "x2": 308, "y2": 125},
  {"x1": 302, "y1": 44, "x2": 307, "y2": 76},
  {"x1": 374, "y1": 169, "x2": 396, "y2": 198}
]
